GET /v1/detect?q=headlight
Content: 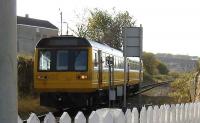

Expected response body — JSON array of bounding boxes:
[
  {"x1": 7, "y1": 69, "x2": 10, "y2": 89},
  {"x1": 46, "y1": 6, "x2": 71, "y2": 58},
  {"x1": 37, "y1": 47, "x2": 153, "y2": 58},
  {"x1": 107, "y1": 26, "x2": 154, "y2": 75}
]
[{"x1": 79, "y1": 75, "x2": 88, "y2": 80}]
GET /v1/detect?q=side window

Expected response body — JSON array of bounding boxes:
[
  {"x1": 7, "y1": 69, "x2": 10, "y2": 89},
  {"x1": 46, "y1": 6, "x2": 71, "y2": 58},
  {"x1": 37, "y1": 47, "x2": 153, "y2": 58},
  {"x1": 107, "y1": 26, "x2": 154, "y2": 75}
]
[
  {"x1": 114, "y1": 56, "x2": 117, "y2": 68},
  {"x1": 102, "y1": 52, "x2": 106, "y2": 68},
  {"x1": 119, "y1": 58, "x2": 122, "y2": 69},
  {"x1": 116, "y1": 57, "x2": 119, "y2": 69},
  {"x1": 93, "y1": 50, "x2": 98, "y2": 67},
  {"x1": 105, "y1": 53, "x2": 110, "y2": 68}
]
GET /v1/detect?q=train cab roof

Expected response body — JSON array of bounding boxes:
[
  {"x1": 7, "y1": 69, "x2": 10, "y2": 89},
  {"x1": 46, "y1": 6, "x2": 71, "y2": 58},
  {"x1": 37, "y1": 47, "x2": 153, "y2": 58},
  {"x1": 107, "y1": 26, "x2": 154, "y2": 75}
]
[
  {"x1": 36, "y1": 36, "x2": 123, "y2": 57},
  {"x1": 36, "y1": 36, "x2": 92, "y2": 48}
]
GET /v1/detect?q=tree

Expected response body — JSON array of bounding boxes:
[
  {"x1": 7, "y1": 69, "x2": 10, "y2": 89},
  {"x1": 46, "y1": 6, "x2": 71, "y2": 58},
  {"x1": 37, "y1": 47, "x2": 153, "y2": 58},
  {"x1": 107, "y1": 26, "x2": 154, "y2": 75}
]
[
  {"x1": 157, "y1": 62, "x2": 169, "y2": 74},
  {"x1": 70, "y1": 9, "x2": 89, "y2": 38},
  {"x1": 72, "y1": 23, "x2": 88, "y2": 38},
  {"x1": 87, "y1": 9, "x2": 113, "y2": 43},
  {"x1": 86, "y1": 9, "x2": 135, "y2": 50},
  {"x1": 142, "y1": 52, "x2": 159, "y2": 75}
]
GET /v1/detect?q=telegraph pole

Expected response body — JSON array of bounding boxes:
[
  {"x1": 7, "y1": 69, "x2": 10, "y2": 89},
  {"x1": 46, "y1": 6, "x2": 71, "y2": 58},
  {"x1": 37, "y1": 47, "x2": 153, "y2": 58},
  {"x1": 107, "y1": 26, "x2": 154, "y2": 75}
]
[
  {"x1": 0, "y1": 0, "x2": 17, "y2": 123},
  {"x1": 60, "y1": 10, "x2": 63, "y2": 35}
]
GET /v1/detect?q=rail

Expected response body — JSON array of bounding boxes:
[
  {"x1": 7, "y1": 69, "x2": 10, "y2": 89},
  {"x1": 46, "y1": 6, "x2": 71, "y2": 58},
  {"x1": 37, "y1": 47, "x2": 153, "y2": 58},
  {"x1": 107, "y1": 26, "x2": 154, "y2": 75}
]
[{"x1": 133, "y1": 80, "x2": 174, "y2": 95}]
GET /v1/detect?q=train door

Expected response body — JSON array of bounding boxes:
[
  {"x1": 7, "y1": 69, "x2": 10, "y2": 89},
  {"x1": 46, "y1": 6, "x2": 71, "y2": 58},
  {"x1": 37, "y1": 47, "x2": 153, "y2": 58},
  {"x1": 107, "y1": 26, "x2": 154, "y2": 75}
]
[{"x1": 98, "y1": 50, "x2": 103, "y2": 87}]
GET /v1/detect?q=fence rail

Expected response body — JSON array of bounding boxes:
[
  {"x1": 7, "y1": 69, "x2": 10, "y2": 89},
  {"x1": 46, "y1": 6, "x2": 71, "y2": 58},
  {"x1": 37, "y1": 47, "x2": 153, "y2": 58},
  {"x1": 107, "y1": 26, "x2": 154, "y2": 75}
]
[{"x1": 18, "y1": 102, "x2": 200, "y2": 123}]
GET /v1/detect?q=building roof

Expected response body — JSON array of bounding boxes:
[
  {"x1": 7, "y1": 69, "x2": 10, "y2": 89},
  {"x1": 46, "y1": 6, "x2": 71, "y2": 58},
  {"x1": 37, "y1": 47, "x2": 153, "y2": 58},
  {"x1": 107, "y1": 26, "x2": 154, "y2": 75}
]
[{"x1": 17, "y1": 16, "x2": 58, "y2": 29}]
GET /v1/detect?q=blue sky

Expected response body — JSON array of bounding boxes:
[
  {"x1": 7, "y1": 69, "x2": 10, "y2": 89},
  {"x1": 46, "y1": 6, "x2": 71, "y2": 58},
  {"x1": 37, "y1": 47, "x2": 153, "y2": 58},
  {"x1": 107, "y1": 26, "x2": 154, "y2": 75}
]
[{"x1": 17, "y1": 0, "x2": 200, "y2": 56}]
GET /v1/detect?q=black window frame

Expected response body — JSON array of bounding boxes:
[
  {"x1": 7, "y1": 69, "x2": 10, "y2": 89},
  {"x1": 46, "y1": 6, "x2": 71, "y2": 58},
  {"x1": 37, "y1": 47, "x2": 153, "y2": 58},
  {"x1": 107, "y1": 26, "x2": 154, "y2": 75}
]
[{"x1": 38, "y1": 48, "x2": 88, "y2": 72}]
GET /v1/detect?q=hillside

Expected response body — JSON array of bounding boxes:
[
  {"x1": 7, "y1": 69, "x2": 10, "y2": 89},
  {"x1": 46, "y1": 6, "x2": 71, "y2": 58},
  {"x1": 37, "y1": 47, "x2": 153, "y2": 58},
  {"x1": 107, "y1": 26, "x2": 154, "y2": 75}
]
[{"x1": 155, "y1": 53, "x2": 198, "y2": 72}]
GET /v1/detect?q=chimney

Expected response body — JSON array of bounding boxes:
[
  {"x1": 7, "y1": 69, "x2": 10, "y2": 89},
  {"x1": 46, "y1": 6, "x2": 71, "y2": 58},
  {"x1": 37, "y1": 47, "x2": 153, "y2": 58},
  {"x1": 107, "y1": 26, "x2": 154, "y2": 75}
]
[{"x1": 25, "y1": 14, "x2": 29, "y2": 18}]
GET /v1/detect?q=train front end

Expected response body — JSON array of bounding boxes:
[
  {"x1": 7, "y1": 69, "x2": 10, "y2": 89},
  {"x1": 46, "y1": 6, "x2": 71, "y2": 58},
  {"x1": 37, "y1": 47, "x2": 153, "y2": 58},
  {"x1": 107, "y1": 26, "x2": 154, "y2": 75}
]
[{"x1": 34, "y1": 36, "x2": 95, "y2": 108}]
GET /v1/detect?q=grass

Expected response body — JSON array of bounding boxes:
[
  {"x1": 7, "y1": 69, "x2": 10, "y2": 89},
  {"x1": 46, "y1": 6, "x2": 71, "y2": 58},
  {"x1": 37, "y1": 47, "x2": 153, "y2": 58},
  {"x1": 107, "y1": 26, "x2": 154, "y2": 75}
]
[{"x1": 18, "y1": 96, "x2": 56, "y2": 120}]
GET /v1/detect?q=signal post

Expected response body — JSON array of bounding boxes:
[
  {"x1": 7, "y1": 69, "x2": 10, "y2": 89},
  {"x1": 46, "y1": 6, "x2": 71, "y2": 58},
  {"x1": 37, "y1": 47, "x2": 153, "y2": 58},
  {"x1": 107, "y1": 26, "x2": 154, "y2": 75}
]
[{"x1": 122, "y1": 25, "x2": 143, "y2": 107}]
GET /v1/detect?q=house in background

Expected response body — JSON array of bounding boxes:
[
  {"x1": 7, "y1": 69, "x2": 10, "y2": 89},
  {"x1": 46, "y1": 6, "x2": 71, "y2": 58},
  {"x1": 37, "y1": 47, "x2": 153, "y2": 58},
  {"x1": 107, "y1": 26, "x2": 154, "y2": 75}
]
[{"x1": 17, "y1": 15, "x2": 59, "y2": 55}]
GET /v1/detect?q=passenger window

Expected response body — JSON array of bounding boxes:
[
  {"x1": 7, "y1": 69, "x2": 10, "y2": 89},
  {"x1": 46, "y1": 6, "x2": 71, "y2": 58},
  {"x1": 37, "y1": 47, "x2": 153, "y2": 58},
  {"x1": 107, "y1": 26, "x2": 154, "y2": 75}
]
[
  {"x1": 102, "y1": 52, "x2": 106, "y2": 68},
  {"x1": 114, "y1": 56, "x2": 116, "y2": 68},
  {"x1": 94, "y1": 51, "x2": 98, "y2": 67}
]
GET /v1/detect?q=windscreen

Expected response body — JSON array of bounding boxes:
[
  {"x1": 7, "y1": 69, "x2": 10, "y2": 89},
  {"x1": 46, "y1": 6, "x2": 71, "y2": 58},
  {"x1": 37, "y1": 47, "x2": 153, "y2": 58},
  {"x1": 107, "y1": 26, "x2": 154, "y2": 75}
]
[{"x1": 39, "y1": 49, "x2": 88, "y2": 71}]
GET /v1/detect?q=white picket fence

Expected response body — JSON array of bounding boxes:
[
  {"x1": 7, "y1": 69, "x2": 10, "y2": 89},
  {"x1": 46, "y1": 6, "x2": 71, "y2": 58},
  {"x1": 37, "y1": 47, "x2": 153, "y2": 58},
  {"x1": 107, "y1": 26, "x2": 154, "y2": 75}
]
[{"x1": 18, "y1": 102, "x2": 200, "y2": 123}]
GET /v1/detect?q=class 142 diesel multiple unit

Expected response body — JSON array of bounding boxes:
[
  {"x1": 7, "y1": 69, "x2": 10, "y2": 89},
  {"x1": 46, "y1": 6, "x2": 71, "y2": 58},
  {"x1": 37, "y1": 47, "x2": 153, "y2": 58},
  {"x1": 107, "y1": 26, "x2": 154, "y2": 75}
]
[{"x1": 34, "y1": 36, "x2": 141, "y2": 108}]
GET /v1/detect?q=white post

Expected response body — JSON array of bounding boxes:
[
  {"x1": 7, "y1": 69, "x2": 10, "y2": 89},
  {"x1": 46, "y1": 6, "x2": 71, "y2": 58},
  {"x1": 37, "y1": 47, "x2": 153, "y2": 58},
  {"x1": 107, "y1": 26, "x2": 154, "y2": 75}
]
[
  {"x1": 132, "y1": 108, "x2": 139, "y2": 123},
  {"x1": 0, "y1": 0, "x2": 17, "y2": 123},
  {"x1": 44, "y1": 112, "x2": 56, "y2": 123},
  {"x1": 60, "y1": 112, "x2": 71, "y2": 123},
  {"x1": 18, "y1": 116, "x2": 23, "y2": 123},
  {"x1": 89, "y1": 111, "x2": 100, "y2": 123},
  {"x1": 165, "y1": 104, "x2": 170, "y2": 123},
  {"x1": 153, "y1": 105, "x2": 159, "y2": 123},
  {"x1": 175, "y1": 104, "x2": 180, "y2": 123},
  {"x1": 125, "y1": 109, "x2": 132, "y2": 123},
  {"x1": 159, "y1": 105, "x2": 165, "y2": 123},
  {"x1": 179, "y1": 104, "x2": 183, "y2": 123},
  {"x1": 27, "y1": 113, "x2": 40, "y2": 123},
  {"x1": 140, "y1": 107, "x2": 147, "y2": 123},
  {"x1": 147, "y1": 106, "x2": 153, "y2": 123},
  {"x1": 75, "y1": 111, "x2": 86, "y2": 123},
  {"x1": 170, "y1": 105, "x2": 176, "y2": 123},
  {"x1": 184, "y1": 103, "x2": 189, "y2": 123}
]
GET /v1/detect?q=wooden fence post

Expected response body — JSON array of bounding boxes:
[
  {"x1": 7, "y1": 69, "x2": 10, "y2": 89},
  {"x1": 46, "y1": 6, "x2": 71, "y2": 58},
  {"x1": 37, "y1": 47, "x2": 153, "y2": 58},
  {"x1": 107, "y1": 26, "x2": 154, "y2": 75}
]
[
  {"x1": 164, "y1": 104, "x2": 170, "y2": 123},
  {"x1": 188, "y1": 103, "x2": 193, "y2": 123},
  {"x1": 109, "y1": 109, "x2": 125, "y2": 123},
  {"x1": 179, "y1": 104, "x2": 185, "y2": 123},
  {"x1": 27, "y1": 113, "x2": 40, "y2": 123},
  {"x1": 125, "y1": 109, "x2": 132, "y2": 123},
  {"x1": 18, "y1": 116, "x2": 23, "y2": 123},
  {"x1": 153, "y1": 105, "x2": 159, "y2": 123},
  {"x1": 198, "y1": 103, "x2": 200, "y2": 121},
  {"x1": 185, "y1": 103, "x2": 189, "y2": 123},
  {"x1": 170, "y1": 105, "x2": 176, "y2": 123},
  {"x1": 132, "y1": 108, "x2": 139, "y2": 123},
  {"x1": 75, "y1": 111, "x2": 86, "y2": 123},
  {"x1": 44, "y1": 112, "x2": 56, "y2": 123},
  {"x1": 89, "y1": 111, "x2": 100, "y2": 123},
  {"x1": 102, "y1": 111, "x2": 113, "y2": 123},
  {"x1": 175, "y1": 104, "x2": 180, "y2": 123},
  {"x1": 147, "y1": 106, "x2": 153, "y2": 123},
  {"x1": 159, "y1": 105, "x2": 165, "y2": 123},
  {"x1": 59, "y1": 112, "x2": 71, "y2": 123},
  {"x1": 140, "y1": 107, "x2": 147, "y2": 123},
  {"x1": 194, "y1": 103, "x2": 198, "y2": 123}
]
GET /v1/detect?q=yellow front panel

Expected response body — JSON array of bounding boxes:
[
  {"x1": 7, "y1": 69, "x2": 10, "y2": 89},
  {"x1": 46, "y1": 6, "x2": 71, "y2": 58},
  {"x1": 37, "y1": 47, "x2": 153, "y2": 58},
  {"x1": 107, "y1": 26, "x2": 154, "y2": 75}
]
[{"x1": 34, "y1": 48, "x2": 97, "y2": 92}]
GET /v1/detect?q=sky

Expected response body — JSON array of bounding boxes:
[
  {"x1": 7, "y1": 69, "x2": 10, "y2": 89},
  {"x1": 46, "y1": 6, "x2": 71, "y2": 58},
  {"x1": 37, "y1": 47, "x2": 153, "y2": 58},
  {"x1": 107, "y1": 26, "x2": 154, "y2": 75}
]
[{"x1": 17, "y1": 0, "x2": 200, "y2": 56}]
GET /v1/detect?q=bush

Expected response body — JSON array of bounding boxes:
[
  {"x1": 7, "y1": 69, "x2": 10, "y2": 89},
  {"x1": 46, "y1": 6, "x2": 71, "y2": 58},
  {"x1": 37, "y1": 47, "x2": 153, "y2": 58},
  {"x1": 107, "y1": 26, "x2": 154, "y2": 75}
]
[
  {"x1": 169, "y1": 72, "x2": 194, "y2": 103},
  {"x1": 143, "y1": 71, "x2": 154, "y2": 82},
  {"x1": 17, "y1": 56, "x2": 35, "y2": 97}
]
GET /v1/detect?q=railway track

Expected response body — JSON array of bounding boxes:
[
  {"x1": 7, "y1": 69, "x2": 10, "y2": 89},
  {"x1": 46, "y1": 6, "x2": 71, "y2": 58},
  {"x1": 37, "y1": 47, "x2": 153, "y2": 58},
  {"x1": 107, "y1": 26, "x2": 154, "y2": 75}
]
[
  {"x1": 22, "y1": 80, "x2": 174, "y2": 122},
  {"x1": 132, "y1": 80, "x2": 173, "y2": 95}
]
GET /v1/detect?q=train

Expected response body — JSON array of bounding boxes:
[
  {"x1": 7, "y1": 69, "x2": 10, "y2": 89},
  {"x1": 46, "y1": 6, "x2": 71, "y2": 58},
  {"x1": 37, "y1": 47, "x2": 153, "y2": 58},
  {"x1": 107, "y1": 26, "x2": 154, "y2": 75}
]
[{"x1": 34, "y1": 36, "x2": 142, "y2": 108}]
